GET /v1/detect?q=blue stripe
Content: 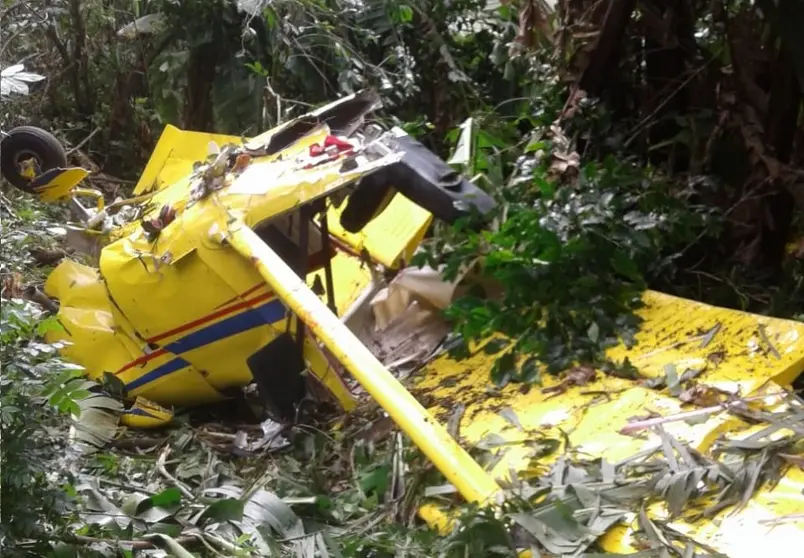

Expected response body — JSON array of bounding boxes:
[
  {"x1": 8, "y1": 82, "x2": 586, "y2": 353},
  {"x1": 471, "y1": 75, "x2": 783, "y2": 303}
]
[
  {"x1": 125, "y1": 299, "x2": 287, "y2": 391},
  {"x1": 163, "y1": 299, "x2": 287, "y2": 354},
  {"x1": 126, "y1": 356, "x2": 191, "y2": 391},
  {"x1": 124, "y1": 408, "x2": 158, "y2": 418}
]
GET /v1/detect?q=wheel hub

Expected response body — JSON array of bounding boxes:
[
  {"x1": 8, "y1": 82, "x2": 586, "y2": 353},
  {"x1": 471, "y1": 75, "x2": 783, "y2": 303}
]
[{"x1": 14, "y1": 150, "x2": 41, "y2": 180}]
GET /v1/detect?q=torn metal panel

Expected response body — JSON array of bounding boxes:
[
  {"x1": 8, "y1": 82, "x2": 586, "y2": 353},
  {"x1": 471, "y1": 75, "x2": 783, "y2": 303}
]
[
  {"x1": 412, "y1": 282, "x2": 804, "y2": 555},
  {"x1": 32, "y1": 88, "x2": 801, "y2": 555},
  {"x1": 43, "y1": 90, "x2": 494, "y2": 424}
]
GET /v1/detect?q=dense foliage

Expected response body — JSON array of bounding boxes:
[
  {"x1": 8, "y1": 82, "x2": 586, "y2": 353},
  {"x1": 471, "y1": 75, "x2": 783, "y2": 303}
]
[
  {"x1": 1, "y1": 0, "x2": 803, "y2": 555},
  {"x1": 0, "y1": 198, "x2": 78, "y2": 554}
]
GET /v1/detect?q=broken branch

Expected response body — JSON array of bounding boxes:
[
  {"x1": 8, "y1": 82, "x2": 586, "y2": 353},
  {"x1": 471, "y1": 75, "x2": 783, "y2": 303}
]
[
  {"x1": 62, "y1": 534, "x2": 197, "y2": 550},
  {"x1": 620, "y1": 393, "x2": 783, "y2": 435},
  {"x1": 156, "y1": 446, "x2": 195, "y2": 500}
]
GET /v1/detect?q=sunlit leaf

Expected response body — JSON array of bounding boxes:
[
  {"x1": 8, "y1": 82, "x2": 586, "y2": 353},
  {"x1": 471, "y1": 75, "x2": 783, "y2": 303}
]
[
  {"x1": 448, "y1": 117, "x2": 474, "y2": 167},
  {"x1": 117, "y1": 14, "x2": 167, "y2": 39},
  {"x1": 1, "y1": 63, "x2": 45, "y2": 96},
  {"x1": 243, "y1": 489, "x2": 304, "y2": 538},
  {"x1": 70, "y1": 393, "x2": 123, "y2": 454}
]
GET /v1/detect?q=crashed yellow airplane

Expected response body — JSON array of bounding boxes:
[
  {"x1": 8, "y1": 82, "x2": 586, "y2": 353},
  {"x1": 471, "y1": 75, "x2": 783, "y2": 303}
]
[{"x1": 18, "y1": 90, "x2": 803, "y2": 556}]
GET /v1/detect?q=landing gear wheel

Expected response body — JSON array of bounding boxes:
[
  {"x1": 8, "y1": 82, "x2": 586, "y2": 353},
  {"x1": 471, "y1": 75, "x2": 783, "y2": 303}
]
[{"x1": 1, "y1": 126, "x2": 68, "y2": 192}]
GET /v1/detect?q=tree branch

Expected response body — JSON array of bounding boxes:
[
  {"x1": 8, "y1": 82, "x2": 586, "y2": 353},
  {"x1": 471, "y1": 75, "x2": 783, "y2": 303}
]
[{"x1": 61, "y1": 534, "x2": 197, "y2": 550}]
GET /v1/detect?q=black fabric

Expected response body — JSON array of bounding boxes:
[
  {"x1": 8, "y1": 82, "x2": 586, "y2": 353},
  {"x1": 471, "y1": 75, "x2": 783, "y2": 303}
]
[
  {"x1": 261, "y1": 90, "x2": 380, "y2": 155},
  {"x1": 385, "y1": 134, "x2": 496, "y2": 222},
  {"x1": 315, "y1": 90, "x2": 380, "y2": 136},
  {"x1": 339, "y1": 171, "x2": 395, "y2": 233},
  {"x1": 246, "y1": 332, "x2": 306, "y2": 421},
  {"x1": 340, "y1": 134, "x2": 496, "y2": 231},
  {"x1": 262, "y1": 117, "x2": 319, "y2": 155}
]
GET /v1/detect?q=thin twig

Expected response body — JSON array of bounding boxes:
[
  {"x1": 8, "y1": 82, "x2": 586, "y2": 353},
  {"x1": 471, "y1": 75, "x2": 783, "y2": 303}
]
[
  {"x1": 76, "y1": 475, "x2": 158, "y2": 495},
  {"x1": 156, "y1": 446, "x2": 195, "y2": 500},
  {"x1": 61, "y1": 534, "x2": 197, "y2": 550},
  {"x1": 623, "y1": 54, "x2": 718, "y2": 148},
  {"x1": 66, "y1": 126, "x2": 102, "y2": 156},
  {"x1": 758, "y1": 324, "x2": 781, "y2": 360},
  {"x1": 620, "y1": 393, "x2": 784, "y2": 435},
  {"x1": 758, "y1": 513, "x2": 804, "y2": 527},
  {"x1": 109, "y1": 436, "x2": 167, "y2": 450},
  {"x1": 201, "y1": 532, "x2": 243, "y2": 553},
  {"x1": 91, "y1": 174, "x2": 135, "y2": 185}
]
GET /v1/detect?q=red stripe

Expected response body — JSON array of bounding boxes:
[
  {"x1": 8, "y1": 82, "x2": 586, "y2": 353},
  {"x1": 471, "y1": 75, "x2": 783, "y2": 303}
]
[
  {"x1": 115, "y1": 291, "x2": 275, "y2": 374},
  {"x1": 116, "y1": 348, "x2": 168, "y2": 374},
  {"x1": 147, "y1": 292, "x2": 274, "y2": 344},
  {"x1": 113, "y1": 245, "x2": 367, "y2": 375},
  {"x1": 214, "y1": 283, "x2": 265, "y2": 309}
]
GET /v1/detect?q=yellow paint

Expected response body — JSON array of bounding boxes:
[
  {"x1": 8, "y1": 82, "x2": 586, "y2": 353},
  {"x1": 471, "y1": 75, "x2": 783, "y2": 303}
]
[
  {"x1": 34, "y1": 168, "x2": 91, "y2": 202},
  {"x1": 414, "y1": 292, "x2": 804, "y2": 555},
  {"x1": 607, "y1": 291, "x2": 804, "y2": 388},
  {"x1": 325, "y1": 195, "x2": 434, "y2": 269},
  {"x1": 132, "y1": 125, "x2": 246, "y2": 195},
  {"x1": 39, "y1": 100, "x2": 802, "y2": 547},
  {"x1": 120, "y1": 397, "x2": 174, "y2": 428},
  {"x1": 223, "y1": 222, "x2": 503, "y2": 505},
  {"x1": 45, "y1": 260, "x2": 147, "y2": 377},
  {"x1": 45, "y1": 115, "x2": 432, "y2": 418}
]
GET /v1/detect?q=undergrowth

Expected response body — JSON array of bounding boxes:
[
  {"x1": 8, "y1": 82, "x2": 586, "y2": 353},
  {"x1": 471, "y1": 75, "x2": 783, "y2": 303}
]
[
  {"x1": 414, "y1": 86, "x2": 722, "y2": 384},
  {"x1": 2, "y1": 1, "x2": 803, "y2": 553}
]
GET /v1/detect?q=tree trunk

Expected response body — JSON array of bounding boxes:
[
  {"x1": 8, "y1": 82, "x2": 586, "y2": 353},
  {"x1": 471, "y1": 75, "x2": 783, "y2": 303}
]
[
  {"x1": 577, "y1": 0, "x2": 638, "y2": 98},
  {"x1": 760, "y1": 43, "x2": 801, "y2": 270},
  {"x1": 68, "y1": 0, "x2": 93, "y2": 116},
  {"x1": 183, "y1": 42, "x2": 218, "y2": 131},
  {"x1": 642, "y1": 0, "x2": 695, "y2": 171}
]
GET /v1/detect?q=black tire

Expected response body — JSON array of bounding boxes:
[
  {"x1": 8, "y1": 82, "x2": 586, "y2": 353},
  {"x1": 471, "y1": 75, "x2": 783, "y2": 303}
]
[{"x1": 1, "y1": 126, "x2": 68, "y2": 192}]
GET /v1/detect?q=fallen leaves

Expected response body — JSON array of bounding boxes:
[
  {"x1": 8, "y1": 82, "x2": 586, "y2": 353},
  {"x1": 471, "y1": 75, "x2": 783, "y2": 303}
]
[
  {"x1": 70, "y1": 393, "x2": 124, "y2": 453},
  {"x1": 542, "y1": 365, "x2": 597, "y2": 396},
  {"x1": 677, "y1": 384, "x2": 728, "y2": 407},
  {"x1": 1, "y1": 271, "x2": 25, "y2": 298}
]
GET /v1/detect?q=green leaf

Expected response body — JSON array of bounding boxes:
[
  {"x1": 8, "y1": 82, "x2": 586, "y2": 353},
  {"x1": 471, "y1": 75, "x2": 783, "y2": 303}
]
[
  {"x1": 664, "y1": 364, "x2": 681, "y2": 397},
  {"x1": 534, "y1": 176, "x2": 555, "y2": 198},
  {"x1": 360, "y1": 464, "x2": 391, "y2": 500},
  {"x1": 199, "y1": 498, "x2": 244, "y2": 522},
  {"x1": 396, "y1": 4, "x2": 414, "y2": 23},
  {"x1": 78, "y1": 484, "x2": 130, "y2": 529},
  {"x1": 150, "y1": 487, "x2": 183, "y2": 508},
  {"x1": 243, "y1": 489, "x2": 304, "y2": 538},
  {"x1": 122, "y1": 493, "x2": 152, "y2": 516},
  {"x1": 36, "y1": 316, "x2": 64, "y2": 335},
  {"x1": 483, "y1": 338, "x2": 509, "y2": 355},
  {"x1": 490, "y1": 352, "x2": 516, "y2": 387},
  {"x1": 525, "y1": 139, "x2": 546, "y2": 154},
  {"x1": 70, "y1": 393, "x2": 123, "y2": 453},
  {"x1": 611, "y1": 250, "x2": 642, "y2": 282},
  {"x1": 520, "y1": 357, "x2": 541, "y2": 384}
]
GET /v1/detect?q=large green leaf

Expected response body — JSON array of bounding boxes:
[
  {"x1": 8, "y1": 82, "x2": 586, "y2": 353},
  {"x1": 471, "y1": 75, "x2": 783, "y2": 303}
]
[
  {"x1": 200, "y1": 498, "x2": 245, "y2": 523},
  {"x1": 69, "y1": 393, "x2": 123, "y2": 454},
  {"x1": 243, "y1": 489, "x2": 305, "y2": 538}
]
